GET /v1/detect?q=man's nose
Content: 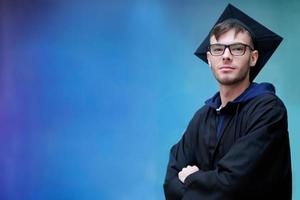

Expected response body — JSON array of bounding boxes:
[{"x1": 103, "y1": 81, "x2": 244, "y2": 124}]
[{"x1": 222, "y1": 47, "x2": 232, "y2": 61}]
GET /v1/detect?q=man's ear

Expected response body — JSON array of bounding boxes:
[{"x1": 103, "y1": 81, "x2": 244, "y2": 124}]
[
  {"x1": 249, "y1": 50, "x2": 259, "y2": 67},
  {"x1": 207, "y1": 52, "x2": 212, "y2": 67}
]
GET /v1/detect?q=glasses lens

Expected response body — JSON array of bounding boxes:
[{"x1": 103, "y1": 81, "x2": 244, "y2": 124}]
[
  {"x1": 230, "y1": 44, "x2": 246, "y2": 56},
  {"x1": 210, "y1": 44, "x2": 225, "y2": 55}
]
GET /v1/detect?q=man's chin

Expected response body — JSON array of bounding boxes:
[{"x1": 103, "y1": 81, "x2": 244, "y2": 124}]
[{"x1": 216, "y1": 77, "x2": 247, "y2": 86}]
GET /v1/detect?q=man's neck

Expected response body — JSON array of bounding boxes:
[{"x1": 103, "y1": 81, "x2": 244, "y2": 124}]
[{"x1": 219, "y1": 80, "x2": 250, "y2": 107}]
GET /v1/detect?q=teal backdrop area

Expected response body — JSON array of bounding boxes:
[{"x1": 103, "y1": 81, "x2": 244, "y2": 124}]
[{"x1": 0, "y1": 0, "x2": 299, "y2": 199}]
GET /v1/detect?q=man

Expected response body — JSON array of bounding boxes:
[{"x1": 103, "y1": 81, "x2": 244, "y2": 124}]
[{"x1": 163, "y1": 4, "x2": 292, "y2": 200}]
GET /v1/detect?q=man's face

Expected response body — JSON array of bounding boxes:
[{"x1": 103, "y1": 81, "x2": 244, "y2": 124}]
[{"x1": 207, "y1": 29, "x2": 258, "y2": 86}]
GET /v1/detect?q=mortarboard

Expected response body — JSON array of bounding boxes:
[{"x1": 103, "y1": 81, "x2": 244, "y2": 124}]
[{"x1": 194, "y1": 4, "x2": 283, "y2": 81}]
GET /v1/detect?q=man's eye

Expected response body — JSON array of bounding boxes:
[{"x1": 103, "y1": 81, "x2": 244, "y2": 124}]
[
  {"x1": 233, "y1": 47, "x2": 243, "y2": 51},
  {"x1": 213, "y1": 48, "x2": 223, "y2": 52},
  {"x1": 231, "y1": 46, "x2": 244, "y2": 51}
]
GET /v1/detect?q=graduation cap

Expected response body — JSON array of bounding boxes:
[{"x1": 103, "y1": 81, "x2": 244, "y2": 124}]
[{"x1": 195, "y1": 4, "x2": 283, "y2": 81}]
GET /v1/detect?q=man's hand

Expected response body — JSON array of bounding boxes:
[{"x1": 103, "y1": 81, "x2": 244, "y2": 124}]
[{"x1": 178, "y1": 165, "x2": 199, "y2": 183}]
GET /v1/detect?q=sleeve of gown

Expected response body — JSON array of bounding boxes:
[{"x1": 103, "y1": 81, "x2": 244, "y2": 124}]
[
  {"x1": 163, "y1": 111, "x2": 200, "y2": 200},
  {"x1": 183, "y1": 97, "x2": 291, "y2": 199}
]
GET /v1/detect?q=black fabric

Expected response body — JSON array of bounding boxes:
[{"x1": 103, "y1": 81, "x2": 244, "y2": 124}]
[
  {"x1": 163, "y1": 91, "x2": 292, "y2": 199},
  {"x1": 194, "y1": 4, "x2": 283, "y2": 82}
]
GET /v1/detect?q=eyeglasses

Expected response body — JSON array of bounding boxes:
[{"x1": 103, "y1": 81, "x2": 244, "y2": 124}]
[{"x1": 208, "y1": 43, "x2": 254, "y2": 56}]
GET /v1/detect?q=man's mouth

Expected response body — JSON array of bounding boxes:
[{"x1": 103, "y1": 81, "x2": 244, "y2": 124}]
[{"x1": 219, "y1": 65, "x2": 235, "y2": 71}]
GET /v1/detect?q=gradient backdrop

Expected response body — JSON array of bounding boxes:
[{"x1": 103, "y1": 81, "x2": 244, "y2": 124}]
[{"x1": 0, "y1": 0, "x2": 299, "y2": 199}]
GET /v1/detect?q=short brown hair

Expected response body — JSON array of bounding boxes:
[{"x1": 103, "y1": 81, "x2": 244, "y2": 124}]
[{"x1": 209, "y1": 18, "x2": 255, "y2": 47}]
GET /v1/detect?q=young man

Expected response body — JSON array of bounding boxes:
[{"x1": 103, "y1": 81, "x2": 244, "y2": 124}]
[{"x1": 163, "y1": 4, "x2": 292, "y2": 200}]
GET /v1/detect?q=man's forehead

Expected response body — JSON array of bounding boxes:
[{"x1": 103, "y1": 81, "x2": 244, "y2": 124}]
[{"x1": 210, "y1": 30, "x2": 252, "y2": 44}]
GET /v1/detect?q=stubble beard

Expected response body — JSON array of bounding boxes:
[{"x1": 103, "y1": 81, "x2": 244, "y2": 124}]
[{"x1": 214, "y1": 67, "x2": 250, "y2": 86}]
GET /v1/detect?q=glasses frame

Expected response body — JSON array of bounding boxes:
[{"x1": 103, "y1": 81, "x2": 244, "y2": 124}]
[{"x1": 208, "y1": 43, "x2": 254, "y2": 56}]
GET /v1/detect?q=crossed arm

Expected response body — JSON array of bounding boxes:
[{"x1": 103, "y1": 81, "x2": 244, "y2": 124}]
[{"x1": 163, "y1": 98, "x2": 291, "y2": 200}]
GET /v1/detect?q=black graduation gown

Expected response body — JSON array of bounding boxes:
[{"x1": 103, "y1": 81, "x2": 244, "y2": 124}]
[{"x1": 163, "y1": 92, "x2": 292, "y2": 200}]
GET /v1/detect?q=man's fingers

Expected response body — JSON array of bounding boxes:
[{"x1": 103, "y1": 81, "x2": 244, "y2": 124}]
[{"x1": 178, "y1": 165, "x2": 200, "y2": 183}]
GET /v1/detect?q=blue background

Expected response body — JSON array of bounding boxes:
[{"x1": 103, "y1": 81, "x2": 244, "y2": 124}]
[{"x1": 0, "y1": 0, "x2": 299, "y2": 199}]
